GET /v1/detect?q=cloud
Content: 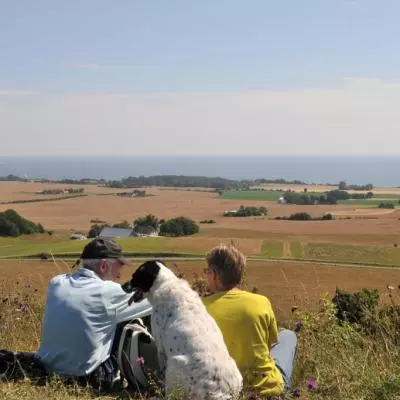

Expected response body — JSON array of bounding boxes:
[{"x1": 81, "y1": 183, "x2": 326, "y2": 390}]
[
  {"x1": 0, "y1": 78, "x2": 399, "y2": 156},
  {"x1": 0, "y1": 90, "x2": 38, "y2": 97}
]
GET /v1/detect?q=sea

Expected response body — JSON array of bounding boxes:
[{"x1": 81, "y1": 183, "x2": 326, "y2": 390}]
[{"x1": 0, "y1": 156, "x2": 399, "y2": 187}]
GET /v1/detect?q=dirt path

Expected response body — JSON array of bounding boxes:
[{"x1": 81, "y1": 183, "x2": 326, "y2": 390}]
[{"x1": 283, "y1": 240, "x2": 292, "y2": 258}]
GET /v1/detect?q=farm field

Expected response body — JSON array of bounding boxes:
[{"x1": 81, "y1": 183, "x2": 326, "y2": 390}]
[
  {"x1": 2, "y1": 234, "x2": 400, "y2": 267},
  {"x1": 221, "y1": 189, "x2": 400, "y2": 206},
  {"x1": 0, "y1": 259, "x2": 398, "y2": 322},
  {"x1": 1, "y1": 182, "x2": 400, "y2": 237}
]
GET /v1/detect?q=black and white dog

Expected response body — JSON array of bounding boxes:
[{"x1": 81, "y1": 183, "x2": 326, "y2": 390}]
[{"x1": 123, "y1": 260, "x2": 243, "y2": 400}]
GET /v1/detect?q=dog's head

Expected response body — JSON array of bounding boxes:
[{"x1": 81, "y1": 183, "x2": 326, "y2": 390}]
[{"x1": 122, "y1": 260, "x2": 164, "y2": 304}]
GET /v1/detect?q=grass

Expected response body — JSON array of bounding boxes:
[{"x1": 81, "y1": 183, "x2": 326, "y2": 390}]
[
  {"x1": 219, "y1": 190, "x2": 285, "y2": 201},
  {"x1": 372, "y1": 193, "x2": 400, "y2": 199},
  {"x1": 0, "y1": 236, "x2": 204, "y2": 258},
  {"x1": 337, "y1": 199, "x2": 398, "y2": 207},
  {"x1": 303, "y1": 243, "x2": 400, "y2": 266},
  {"x1": 1, "y1": 268, "x2": 399, "y2": 399},
  {"x1": 290, "y1": 241, "x2": 303, "y2": 258},
  {"x1": 261, "y1": 240, "x2": 283, "y2": 258},
  {"x1": 2, "y1": 235, "x2": 400, "y2": 268}
]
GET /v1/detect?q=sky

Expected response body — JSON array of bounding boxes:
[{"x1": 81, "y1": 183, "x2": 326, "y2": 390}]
[{"x1": 0, "y1": 0, "x2": 399, "y2": 156}]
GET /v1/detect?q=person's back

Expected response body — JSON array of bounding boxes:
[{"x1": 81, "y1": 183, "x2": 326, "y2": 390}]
[
  {"x1": 202, "y1": 245, "x2": 297, "y2": 397},
  {"x1": 36, "y1": 239, "x2": 152, "y2": 379},
  {"x1": 204, "y1": 289, "x2": 284, "y2": 396}
]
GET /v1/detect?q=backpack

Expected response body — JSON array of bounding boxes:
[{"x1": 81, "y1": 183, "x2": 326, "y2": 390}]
[{"x1": 117, "y1": 318, "x2": 161, "y2": 389}]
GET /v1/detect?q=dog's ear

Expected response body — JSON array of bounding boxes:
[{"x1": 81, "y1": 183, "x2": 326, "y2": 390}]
[
  {"x1": 129, "y1": 260, "x2": 161, "y2": 293},
  {"x1": 128, "y1": 288, "x2": 144, "y2": 305}
]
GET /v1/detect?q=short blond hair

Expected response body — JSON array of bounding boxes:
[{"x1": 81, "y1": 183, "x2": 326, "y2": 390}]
[{"x1": 206, "y1": 245, "x2": 246, "y2": 288}]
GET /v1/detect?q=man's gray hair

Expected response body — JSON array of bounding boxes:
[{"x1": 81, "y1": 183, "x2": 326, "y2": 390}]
[{"x1": 82, "y1": 259, "x2": 112, "y2": 270}]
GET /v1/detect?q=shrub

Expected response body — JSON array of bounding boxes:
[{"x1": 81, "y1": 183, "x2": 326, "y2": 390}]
[
  {"x1": 289, "y1": 212, "x2": 312, "y2": 221},
  {"x1": 332, "y1": 288, "x2": 380, "y2": 325},
  {"x1": 134, "y1": 214, "x2": 160, "y2": 230},
  {"x1": 199, "y1": 219, "x2": 216, "y2": 224},
  {"x1": 378, "y1": 202, "x2": 395, "y2": 209},
  {"x1": 112, "y1": 220, "x2": 131, "y2": 229},
  {"x1": 159, "y1": 217, "x2": 199, "y2": 237},
  {"x1": 0, "y1": 209, "x2": 45, "y2": 237},
  {"x1": 223, "y1": 206, "x2": 267, "y2": 217},
  {"x1": 322, "y1": 213, "x2": 333, "y2": 220}
]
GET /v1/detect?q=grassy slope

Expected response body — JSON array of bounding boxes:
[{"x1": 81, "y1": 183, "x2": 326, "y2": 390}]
[
  {"x1": 2, "y1": 235, "x2": 400, "y2": 267},
  {"x1": 1, "y1": 276, "x2": 399, "y2": 400}
]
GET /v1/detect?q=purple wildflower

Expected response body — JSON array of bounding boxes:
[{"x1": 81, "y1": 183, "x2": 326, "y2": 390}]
[
  {"x1": 136, "y1": 356, "x2": 145, "y2": 365},
  {"x1": 294, "y1": 321, "x2": 303, "y2": 333},
  {"x1": 19, "y1": 303, "x2": 29, "y2": 313},
  {"x1": 247, "y1": 392, "x2": 258, "y2": 400},
  {"x1": 306, "y1": 379, "x2": 318, "y2": 390}
]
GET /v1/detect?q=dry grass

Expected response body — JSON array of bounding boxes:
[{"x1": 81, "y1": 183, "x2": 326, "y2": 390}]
[
  {"x1": 1, "y1": 260, "x2": 399, "y2": 399},
  {"x1": 1, "y1": 259, "x2": 398, "y2": 321}
]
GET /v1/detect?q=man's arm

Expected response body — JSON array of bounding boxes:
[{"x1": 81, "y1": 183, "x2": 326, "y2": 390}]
[
  {"x1": 102, "y1": 282, "x2": 152, "y2": 323},
  {"x1": 267, "y1": 300, "x2": 279, "y2": 350}
]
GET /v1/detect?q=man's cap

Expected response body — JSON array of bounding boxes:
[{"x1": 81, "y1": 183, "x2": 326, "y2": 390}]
[{"x1": 80, "y1": 238, "x2": 131, "y2": 265}]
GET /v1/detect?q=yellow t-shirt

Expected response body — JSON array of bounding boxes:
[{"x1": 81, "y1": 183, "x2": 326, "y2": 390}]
[{"x1": 203, "y1": 289, "x2": 284, "y2": 396}]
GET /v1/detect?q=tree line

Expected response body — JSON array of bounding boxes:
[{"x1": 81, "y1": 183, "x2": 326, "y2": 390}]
[
  {"x1": 283, "y1": 190, "x2": 374, "y2": 205},
  {"x1": 88, "y1": 214, "x2": 199, "y2": 238},
  {"x1": 1, "y1": 174, "x2": 307, "y2": 190}
]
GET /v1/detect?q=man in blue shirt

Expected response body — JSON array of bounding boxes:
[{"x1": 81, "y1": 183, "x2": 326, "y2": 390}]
[{"x1": 36, "y1": 238, "x2": 152, "y2": 388}]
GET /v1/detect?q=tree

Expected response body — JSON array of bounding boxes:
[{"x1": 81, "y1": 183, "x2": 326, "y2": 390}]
[
  {"x1": 0, "y1": 209, "x2": 45, "y2": 237},
  {"x1": 134, "y1": 214, "x2": 160, "y2": 230},
  {"x1": 159, "y1": 217, "x2": 199, "y2": 237},
  {"x1": 112, "y1": 220, "x2": 131, "y2": 229},
  {"x1": 338, "y1": 181, "x2": 347, "y2": 190},
  {"x1": 0, "y1": 216, "x2": 20, "y2": 236},
  {"x1": 288, "y1": 212, "x2": 312, "y2": 221},
  {"x1": 88, "y1": 223, "x2": 109, "y2": 238}
]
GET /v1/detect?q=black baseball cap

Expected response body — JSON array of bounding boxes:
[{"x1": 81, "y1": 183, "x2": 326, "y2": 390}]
[{"x1": 80, "y1": 238, "x2": 131, "y2": 265}]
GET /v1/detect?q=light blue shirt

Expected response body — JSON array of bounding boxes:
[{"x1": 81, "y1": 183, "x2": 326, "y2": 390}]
[{"x1": 36, "y1": 268, "x2": 152, "y2": 376}]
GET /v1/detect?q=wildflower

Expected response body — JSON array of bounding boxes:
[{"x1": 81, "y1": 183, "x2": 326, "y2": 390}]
[
  {"x1": 247, "y1": 392, "x2": 258, "y2": 400},
  {"x1": 136, "y1": 356, "x2": 145, "y2": 365},
  {"x1": 19, "y1": 303, "x2": 29, "y2": 313},
  {"x1": 294, "y1": 321, "x2": 303, "y2": 333},
  {"x1": 291, "y1": 306, "x2": 298, "y2": 313},
  {"x1": 306, "y1": 379, "x2": 318, "y2": 390}
]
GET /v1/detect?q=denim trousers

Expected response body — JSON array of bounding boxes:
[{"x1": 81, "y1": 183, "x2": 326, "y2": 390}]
[{"x1": 270, "y1": 329, "x2": 297, "y2": 388}]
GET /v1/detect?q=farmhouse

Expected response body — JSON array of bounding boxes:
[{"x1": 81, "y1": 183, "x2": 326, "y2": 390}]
[
  {"x1": 99, "y1": 227, "x2": 137, "y2": 239},
  {"x1": 69, "y1": 233, "x2": 87, "y2": 240},
  {"x1": 134, "y1": 225, "x2": 158, "y2": 237}
]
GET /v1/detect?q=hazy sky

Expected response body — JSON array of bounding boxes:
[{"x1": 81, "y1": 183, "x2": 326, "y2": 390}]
[{"x1": 1, "y1": 0, "x2": 399, "y2": 156}]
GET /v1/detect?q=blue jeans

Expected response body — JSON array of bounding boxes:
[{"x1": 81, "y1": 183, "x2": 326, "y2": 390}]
[{"x1": 270, "y1": 330, "x2": 297, "y2": 388}]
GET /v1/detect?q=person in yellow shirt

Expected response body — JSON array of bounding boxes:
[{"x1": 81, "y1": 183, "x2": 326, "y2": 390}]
[{"x1": 203, "y1": 245, "x2": 297, "y2": 397}]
